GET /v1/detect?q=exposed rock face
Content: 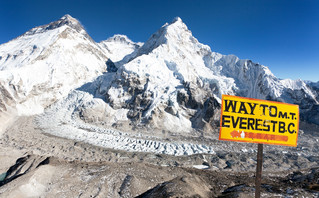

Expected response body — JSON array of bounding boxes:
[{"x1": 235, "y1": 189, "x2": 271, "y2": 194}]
[
  {"x1": 22, "y1": 14, "x2": 93, "y2": 41},
  {"x1": 1, "y1": 14, "x2": 319, "y2": 136},
  {"x1": 73, "y1": 17, "x2": 318, "y2": 133},
  {"x1": 0, "y1": 154, "x2": 50, "y2": 188},
  {"x1": 0, "y1": 15, "x2": 319, "y2": 198}
]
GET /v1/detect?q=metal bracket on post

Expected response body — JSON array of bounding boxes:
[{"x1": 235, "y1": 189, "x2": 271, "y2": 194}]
[{"x1": 255, "y1": 143, "x2": 263, "y2": 198}]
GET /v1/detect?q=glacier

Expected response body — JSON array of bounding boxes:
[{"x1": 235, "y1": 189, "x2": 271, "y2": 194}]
[{"x1": 0, "y1": 15, "x2": 318, "y2": 155}]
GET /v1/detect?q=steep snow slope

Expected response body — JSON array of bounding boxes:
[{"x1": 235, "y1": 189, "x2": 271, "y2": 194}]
[
  {"x1": 74, "y1": 17, "x2": 318, "y2": 135},
  {"x1": 2, "y1": 15, "x2": 318, "y2": 155},
  {"x1": 100, "y1": 17, "x2": 233, "y2": 133},
  {"x1": 99, "y1": 34, "x2": 142, "y2": 65},
  {"x1": 0, "y1": 15, "x2": 109, "y2": 132}
]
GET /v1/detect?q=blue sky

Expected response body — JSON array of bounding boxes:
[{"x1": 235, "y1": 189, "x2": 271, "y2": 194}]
[{"x1": 1, "y1": 0, "x2": 318, "y2": 81}]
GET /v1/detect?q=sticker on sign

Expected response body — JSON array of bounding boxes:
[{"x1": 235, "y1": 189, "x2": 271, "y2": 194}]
[{"x1": 219, "y1": 95, "x2": 299, "y2": 147}]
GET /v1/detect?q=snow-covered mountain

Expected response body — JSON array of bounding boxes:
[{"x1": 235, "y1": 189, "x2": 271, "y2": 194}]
[
  {"x1": 1, "y1": 15, "x2": 318, "y2": 135},
  {"x1": 1, "y1": 15, "x2": 319, "y2": 198},
  {"x1": 99, "y1": 34, "x2": 143, "y2": 65},
  {"x1": 0, "y1": 15, "x2": 109, "y2": 131},
  {"x1": 72, "y1": 17, "x2": 319, "y2": 134}
]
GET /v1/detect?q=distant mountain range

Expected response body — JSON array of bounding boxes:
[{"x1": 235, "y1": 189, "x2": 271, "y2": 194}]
[{"x1": 0, "y1": 14, "x2": 318, "y2": 134}]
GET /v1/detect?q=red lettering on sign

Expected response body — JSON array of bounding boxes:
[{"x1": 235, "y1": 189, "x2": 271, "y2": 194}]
[{"x1": 230, "y1": 130, "x2": 288, "y2": 142}]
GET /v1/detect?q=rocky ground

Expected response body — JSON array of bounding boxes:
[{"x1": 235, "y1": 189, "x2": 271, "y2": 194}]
[
  {"x1": 0, "y1": 116, "x2": 319, "y2": 197},
  {"x1": 1, "y1": 14, "x2": 319, "y2": 198}
]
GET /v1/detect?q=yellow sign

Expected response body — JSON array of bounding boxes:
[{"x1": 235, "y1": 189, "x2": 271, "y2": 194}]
[{"x1": 219, "y1": 95, "x2": 299, "y2": 147}]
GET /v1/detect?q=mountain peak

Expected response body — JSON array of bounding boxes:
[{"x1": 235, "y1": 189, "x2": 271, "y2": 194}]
[
  {"x1": 59, "y1": 14, "x2": 80, "y2": 26},
  {"x1": 105, "y1": 34, "x2": 134, "y2": 44},
  {"x1": 61, "y1": 14, "x2": 74, "y2": 20},
  {"x1": 165, "y1": 16, "x2": 187, "y2": 31},
  {"x1": 136, "y1": 17, "x2": 194, "y2": 56},
  {"x1": 45, "y1": 14, "x2": 84, "y2": 32},
  {"x1": 171, "y1": 16, "x2": 183, "y2": 23},
  {"x1": 22, "y1": 14, "x2": 89, "y2": 39}
]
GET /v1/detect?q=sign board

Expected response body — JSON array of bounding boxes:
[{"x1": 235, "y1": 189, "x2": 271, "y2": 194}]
[{"x1": 219, "y1": 95, "x2": 299, "y2": 147}]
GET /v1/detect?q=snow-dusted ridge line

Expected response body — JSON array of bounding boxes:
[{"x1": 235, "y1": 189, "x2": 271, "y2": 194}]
[
  {"x1": 1, "y1": 14, "x2": 319, "y2": 156},
  {"x1": 33, "y1": 15, "x2": 319, "y2": 152},
  {"x1": 22, "y1": 14, "x2": 93, "y2": 41},
  {"x1": 0, "y1": 14, "x2": 109, "y2": 129},
  {"x1": 35, "y1": 90, "x2": 215, "y2": 156},
  {"x1": 98, "y1": 34, "x2": 143, "y2": 65}
]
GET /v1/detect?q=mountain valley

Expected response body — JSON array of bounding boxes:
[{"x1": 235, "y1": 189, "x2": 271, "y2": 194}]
[{"x1": 0, "y1": 15, "x2": 318, "y2": 197}]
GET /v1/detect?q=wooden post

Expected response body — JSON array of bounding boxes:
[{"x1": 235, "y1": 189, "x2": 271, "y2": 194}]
[{"x1": 255, "y1": 143, "x2": 263, "y2": 198}]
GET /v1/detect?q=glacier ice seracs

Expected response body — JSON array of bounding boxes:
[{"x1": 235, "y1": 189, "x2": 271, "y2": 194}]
[{"x1": 0, "y1": 15, "x2": 318, "y2": 155}]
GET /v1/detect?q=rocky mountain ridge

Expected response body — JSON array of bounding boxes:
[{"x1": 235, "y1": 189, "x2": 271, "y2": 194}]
[
  {"x1": 0, "y1": 15, "x2": 318, "y2": 135},
  {"x1": 72, "y1": 16, "x2": 319, "y2": 134}
]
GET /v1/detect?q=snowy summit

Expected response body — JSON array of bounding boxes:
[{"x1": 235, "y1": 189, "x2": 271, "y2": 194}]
[{"x1": 0, "y1": 15, "x2": 318, "y2": 153}]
